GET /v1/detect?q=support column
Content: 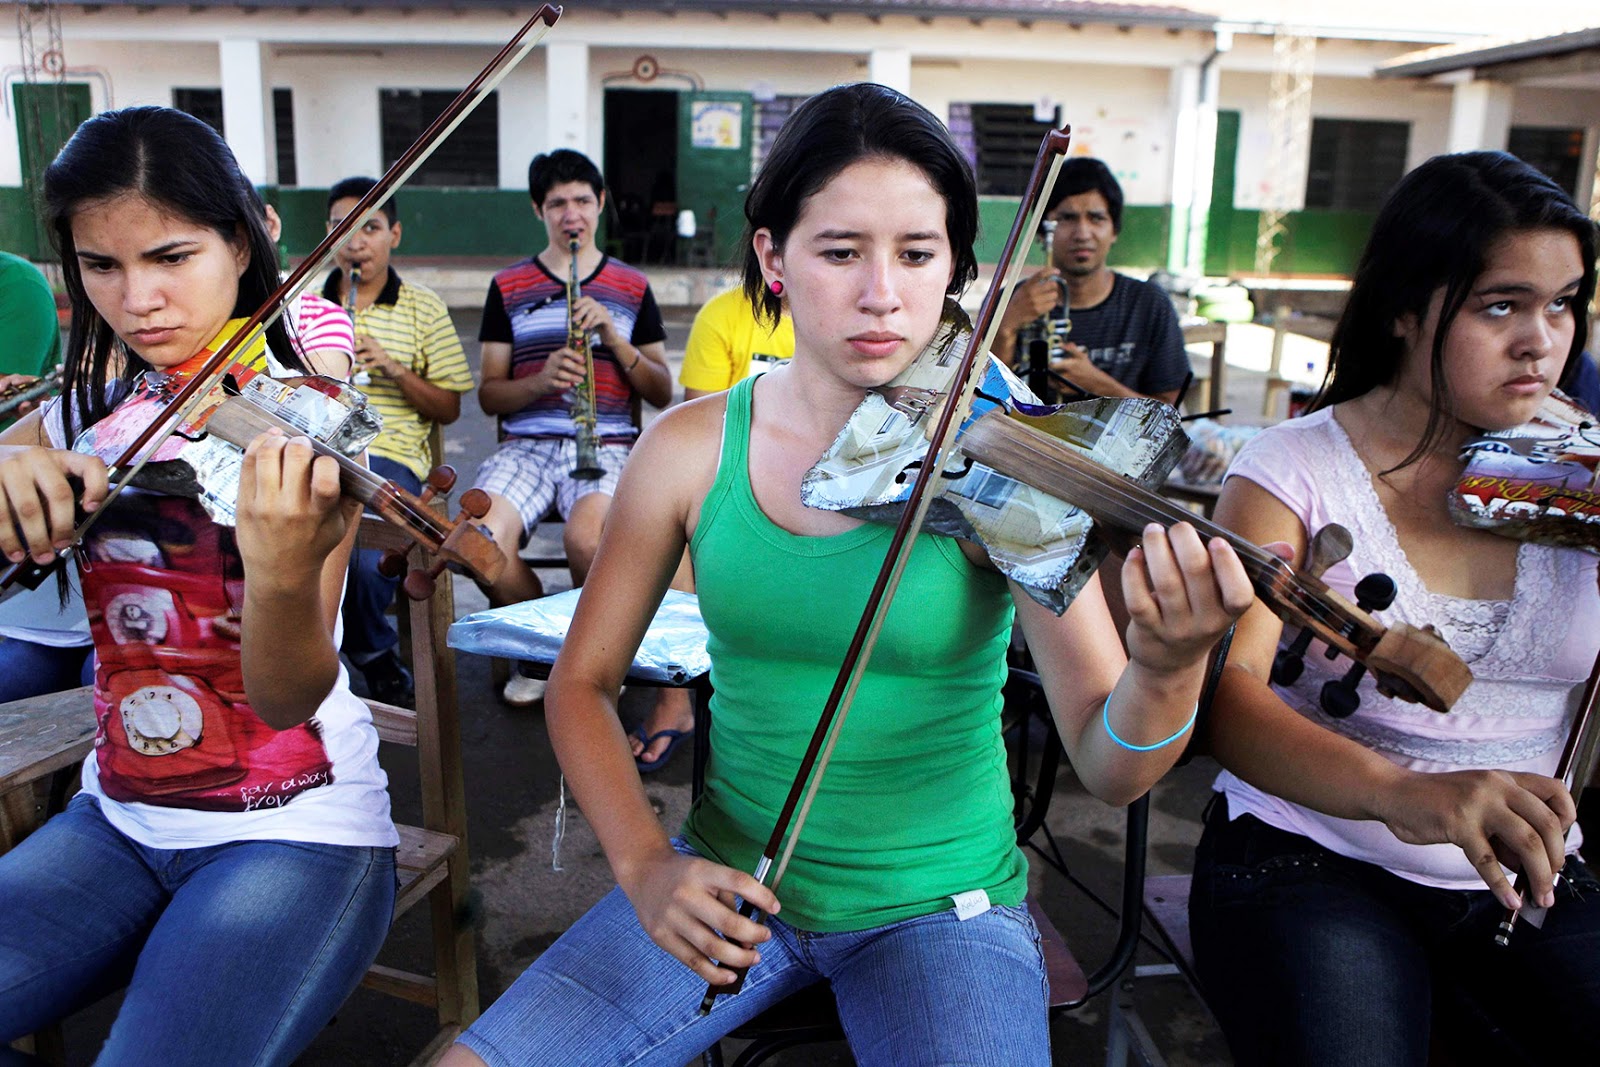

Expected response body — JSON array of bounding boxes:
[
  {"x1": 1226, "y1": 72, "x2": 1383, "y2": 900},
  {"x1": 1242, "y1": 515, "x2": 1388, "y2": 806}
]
[
  {"x1": 1166, "y1": 63, "x2": 1201, "y2": 274},
  {"x1": 868, "y1": 48, "x2": 912, "y2": 94},
  {"x1": 1184, "y1": 58, "x2": 1221, "y2": 279},
  {"x1": 545, "y1": 41, "x2": 589, "y2": 154},
  {"x1": 1446, "y1": 77, "x2": 1513, "y2": 153},
  {"x1": 219, "y1": 38, "x2": 272, "y2": 185}
]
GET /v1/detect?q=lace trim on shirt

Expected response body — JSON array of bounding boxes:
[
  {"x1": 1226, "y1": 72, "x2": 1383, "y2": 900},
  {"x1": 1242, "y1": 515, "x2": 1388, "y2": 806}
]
[
  {"x1": 1297, "y1": 414, "x2": 1563, "y2": 682},
  {"x1": 1295, "y1": 704, "x2": 1563, "y2": 767}
]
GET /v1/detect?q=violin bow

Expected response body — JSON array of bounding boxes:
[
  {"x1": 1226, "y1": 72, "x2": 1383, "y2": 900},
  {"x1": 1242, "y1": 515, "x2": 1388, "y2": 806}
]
[
  {"x1": 701, "y1": 126, "x2": 1073, "y2": 1013},
  {"x1": 0, "y1": 4, "x2": 562, "y2": 596},
  {"x1": 1496, "y1": 591, "x2": 1600, "y2": 946}
]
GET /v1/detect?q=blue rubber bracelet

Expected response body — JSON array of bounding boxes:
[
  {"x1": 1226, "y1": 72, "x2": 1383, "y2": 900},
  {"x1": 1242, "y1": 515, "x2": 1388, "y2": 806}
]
[{"x1": 1102, "y1": 696, "x2": 1198, "y2": 752}]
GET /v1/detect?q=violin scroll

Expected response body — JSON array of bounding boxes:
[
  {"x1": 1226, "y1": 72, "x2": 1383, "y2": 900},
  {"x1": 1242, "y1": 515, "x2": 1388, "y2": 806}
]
[{"x1": 378, "y1": 473, "x2": 498, "y2": 601}]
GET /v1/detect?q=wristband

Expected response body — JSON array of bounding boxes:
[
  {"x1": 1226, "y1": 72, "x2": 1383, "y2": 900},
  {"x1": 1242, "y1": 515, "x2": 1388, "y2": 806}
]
[
  {"x1": 625, "y1": 352, "x2": 642, "y2": 373},
  {"x1": 1102, "y1": 696, "x2": 1197, "y2": 752}
]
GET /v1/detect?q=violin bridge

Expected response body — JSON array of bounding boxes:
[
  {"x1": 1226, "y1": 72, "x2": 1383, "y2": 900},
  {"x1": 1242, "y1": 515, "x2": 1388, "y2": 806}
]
[{"x1": 889, "y1": 387, "x2": 938, "y2": 422}]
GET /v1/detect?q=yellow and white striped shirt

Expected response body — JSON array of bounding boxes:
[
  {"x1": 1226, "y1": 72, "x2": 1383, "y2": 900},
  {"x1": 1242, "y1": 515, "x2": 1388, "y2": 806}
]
[{"x1": 322, "y1": 267, "x2": 474, "y2": 479}]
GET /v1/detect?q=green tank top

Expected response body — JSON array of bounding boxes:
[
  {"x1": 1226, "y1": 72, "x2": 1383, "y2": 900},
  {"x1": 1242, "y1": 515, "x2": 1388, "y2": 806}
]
[{"x1": 683, "y1": 376, "x2": 1027, "y2": 932}]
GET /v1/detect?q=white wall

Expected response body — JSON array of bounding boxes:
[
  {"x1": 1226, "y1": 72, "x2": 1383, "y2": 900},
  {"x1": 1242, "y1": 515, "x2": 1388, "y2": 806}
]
[
  {"x1": 914, "y1": 60, "x2": 1178, "y2": 204},
  {"x1": 1220, "y1": 71, "x2": 1454, "y2": 210},
  {"x1": 273, "y1": 45, "x2": 549, "y2": 187}
]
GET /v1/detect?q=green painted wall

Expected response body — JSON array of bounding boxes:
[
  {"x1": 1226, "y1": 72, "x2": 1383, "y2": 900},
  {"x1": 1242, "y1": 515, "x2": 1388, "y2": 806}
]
[
  {"x1": 1207, "y1": 207, "x2": 1376, "y2": 277},
  {"x1": 1, "y1": 183, "x2": 1376, "y2": 277},
  {"x1": 268, "y1": 187, "x2": 544, "y2": 258},
  {"x1": 0, "y1": 187, "x2": 45, "y2": 259},
  {"x1": 975, "y1": 197, "x2": 1171, "y2": 269}
]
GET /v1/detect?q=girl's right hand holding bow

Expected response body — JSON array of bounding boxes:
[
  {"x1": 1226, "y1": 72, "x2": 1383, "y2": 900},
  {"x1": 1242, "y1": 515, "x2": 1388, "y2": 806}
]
[
  {"x1": 617, "y1": 844, "x2": 781, "y2": 986},
  {"x1": 1371, "y1": 766, "x2": 1574, "y2": 912},
  {"x1": 0, "y1": 444, "x2": 109, "y2": 565}
]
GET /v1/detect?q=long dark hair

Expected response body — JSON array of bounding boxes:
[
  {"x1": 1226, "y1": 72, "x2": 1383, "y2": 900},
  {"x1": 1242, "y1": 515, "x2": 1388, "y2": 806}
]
[
  {"x1": 741, "y1": 83, "x2": 980, "y2": 326},
  {"x1": 1318, "y1": 150, "x2": 1597, "y2": 468},
  {"x1": 43, "y1": 106, "x2": 302, "y2": 442}
]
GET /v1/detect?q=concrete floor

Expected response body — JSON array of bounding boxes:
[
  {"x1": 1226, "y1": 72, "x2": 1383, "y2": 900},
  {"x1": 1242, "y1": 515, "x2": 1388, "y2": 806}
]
[{"x1": 51, "y1": 300, "x2": 1284, "y2": 1066}]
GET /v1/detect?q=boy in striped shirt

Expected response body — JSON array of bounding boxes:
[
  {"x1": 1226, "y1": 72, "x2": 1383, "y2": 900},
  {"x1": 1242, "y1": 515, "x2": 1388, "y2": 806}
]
[
  {"x1": 324, "y1": 178, "x2": 476, "y2": 706},
  {"x1": 472, "y1": 150, "x2": 672, "y2": 707}
]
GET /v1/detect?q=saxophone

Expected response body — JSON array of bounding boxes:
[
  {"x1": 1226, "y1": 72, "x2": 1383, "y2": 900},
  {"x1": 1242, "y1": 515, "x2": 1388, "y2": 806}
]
[
  {"x1": 1013, "y1": 218, "x2": 1072, "y2": 400},
  {"x1": 566, "y1": 235, "x2": 603, "y2": 480}
]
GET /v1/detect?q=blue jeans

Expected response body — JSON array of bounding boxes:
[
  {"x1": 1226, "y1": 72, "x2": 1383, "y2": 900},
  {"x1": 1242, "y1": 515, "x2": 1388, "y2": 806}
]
[
  {"x1": 340, "y1": 455, "x2": 423, "y2": 661},
  {"x1": 1190, "y1": 794, "x2": 1600, "y2": 1066},
  {"x1": 0, "y1": 636, "x2": 93, "y2": 703},
  {"x1": 0, "y1": 794, "x2": 396, "y2": 1066},
  {"x1": 459, "y1": 840, "x2": 1049, "y2": 1067}
]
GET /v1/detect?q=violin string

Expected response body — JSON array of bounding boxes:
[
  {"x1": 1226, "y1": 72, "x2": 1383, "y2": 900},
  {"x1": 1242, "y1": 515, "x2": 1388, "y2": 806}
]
[
  {"x1": 973, "y1": 421, "x2": 1358, "y2": 638},
  {"x1": 993, "y1": 430, "x2": 1354, "y2": 637},
  {"x1": 1005, "y1": 443, "x2": 1352, "y2": 634}
]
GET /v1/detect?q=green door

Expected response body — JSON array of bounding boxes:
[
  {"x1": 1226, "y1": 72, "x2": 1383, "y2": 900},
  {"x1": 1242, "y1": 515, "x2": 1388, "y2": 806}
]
[
  {"x1": 11, "y1": 82, "x2": 92, "y2": 259},
  {"x1": 1203, "y1": 109, "x2": 1240, "y2": 277},
  {"x1": 676, "y1": 91, "x2": 754, "y2": 267}
]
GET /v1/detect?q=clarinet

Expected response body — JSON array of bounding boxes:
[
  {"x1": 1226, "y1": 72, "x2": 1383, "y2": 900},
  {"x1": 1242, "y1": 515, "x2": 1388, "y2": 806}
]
[
  {"x1": 0, "y1": 366, "x2": 63, "y2": 419},
  {"x1": 345, "y1": 265, "x2": 371, "y2": 386},
  {"x1": 566, "y1": 235, "x2": 603, "y2": 480},
  {"x1": 1013, "y1": 218, "x2": 1072, "y2": 400}
]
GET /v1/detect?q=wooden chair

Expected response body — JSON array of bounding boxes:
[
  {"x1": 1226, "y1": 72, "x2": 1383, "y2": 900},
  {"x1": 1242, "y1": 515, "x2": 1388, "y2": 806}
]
[
  {"x1": 354, "y1": 516, "x2": 479, "y2": 1064},
  {"x1": 0, "y1": 516, "x2": 478, "y2": 1066},
  {"x1": 699, "y1": 667, "x2": 1149, "y2": 1067}
]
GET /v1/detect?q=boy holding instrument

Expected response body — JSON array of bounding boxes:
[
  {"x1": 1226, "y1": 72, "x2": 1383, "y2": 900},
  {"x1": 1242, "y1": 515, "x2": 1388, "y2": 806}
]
[
  {"x1": 323, "y1": 177, "x2": 475, "y2": 706},
  {"x1": 471, "y1": 149, "x2": 670, "y2": 708}
]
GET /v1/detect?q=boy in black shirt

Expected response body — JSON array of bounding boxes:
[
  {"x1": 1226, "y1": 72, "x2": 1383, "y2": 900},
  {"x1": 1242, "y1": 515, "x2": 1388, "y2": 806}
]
[{"x1": 995, "y1": 158, "x2": 1188, "y2": 405}]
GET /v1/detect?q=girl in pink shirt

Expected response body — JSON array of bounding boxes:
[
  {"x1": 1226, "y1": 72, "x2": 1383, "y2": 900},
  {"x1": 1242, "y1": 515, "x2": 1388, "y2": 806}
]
[{"x1": 1191, "y1": 151, "x2": 1600, "y2": 1064}]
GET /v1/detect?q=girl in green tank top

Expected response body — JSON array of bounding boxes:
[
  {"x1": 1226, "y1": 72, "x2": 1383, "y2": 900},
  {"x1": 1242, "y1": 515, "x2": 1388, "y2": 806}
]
[{"x1": 445, "y1": 84, "x2": 1253, "y2": 1067}]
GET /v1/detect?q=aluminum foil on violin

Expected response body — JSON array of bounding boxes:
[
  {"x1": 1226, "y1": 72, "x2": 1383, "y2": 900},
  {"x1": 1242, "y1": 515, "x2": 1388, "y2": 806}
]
[
  {"x1": 803, "y1": 304, "x2": 1187, "y2": 614},
  {"x1": 1451, "y1": 389, "x2": 1600, "y2": 553},
  {"x1": 69, "y1": 346, "x2": 380, "y2": 529}
]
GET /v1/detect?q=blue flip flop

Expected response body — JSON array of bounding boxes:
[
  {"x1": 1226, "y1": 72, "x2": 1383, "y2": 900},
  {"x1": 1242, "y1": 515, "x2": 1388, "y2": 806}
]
[{"x1": 634, "y1": 726, "x2": 693, "y2": 773}]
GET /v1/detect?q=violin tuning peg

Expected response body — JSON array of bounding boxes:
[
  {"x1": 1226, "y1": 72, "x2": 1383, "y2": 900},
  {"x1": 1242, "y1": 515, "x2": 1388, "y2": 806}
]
[
  {"x1": 1353, "y1": 573, "x2": 1397, "y2": 612},
  {"x1": 1270, "y1": 627, "x2": 1315, "y2": 687},
  {"x1": 1271, "y1": 647, "x2": 1305, "y2": 686},
  {"x1": 426, "y1": 465, "x2": 458, "y2": 494},
  {"x1": 1320, "y1": 661, "x2": 1368, "y2": 719},
  {"x1": 458, "y1": 487, "x2": 492, "y2": 520},
  {"x1": 377, "y1": 548, "x2": 409, "y2": 579},
  {"x1": 1320, "y1": 676, "x2": 1362, "y2": 719},
  {"x1": 1305, "y1": 524, "x2": 1353, "y2": 579},
  {"x1": 403, "y1": 559, "x2": 448, "y2": 602},
  {"x1": 402, "y1": 570, "x2": 436, "y2": 601}
]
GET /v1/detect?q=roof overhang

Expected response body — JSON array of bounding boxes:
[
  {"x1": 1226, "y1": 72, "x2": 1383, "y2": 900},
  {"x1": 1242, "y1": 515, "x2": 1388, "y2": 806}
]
[
  {"x1": 71, "y1": 0, "x2": 1220, "y2": 31},
  {"x1": 1376, "y1": 25, "x2": 1600, "y2": 83}
]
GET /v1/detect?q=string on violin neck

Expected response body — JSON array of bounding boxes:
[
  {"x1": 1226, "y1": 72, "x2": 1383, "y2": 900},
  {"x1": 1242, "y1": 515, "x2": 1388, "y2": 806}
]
[
  {"x1": 974, "y1": 419, "x2": 1358, "y2": 637},
  {"x1": 341, "y1": 460, "x2": 448, "y2": 541}
]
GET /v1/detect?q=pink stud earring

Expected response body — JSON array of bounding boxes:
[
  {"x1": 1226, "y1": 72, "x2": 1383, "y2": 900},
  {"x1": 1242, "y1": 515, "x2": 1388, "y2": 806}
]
[{"x1": 769, "y1": 280, "x2": 784, "y2": 296}]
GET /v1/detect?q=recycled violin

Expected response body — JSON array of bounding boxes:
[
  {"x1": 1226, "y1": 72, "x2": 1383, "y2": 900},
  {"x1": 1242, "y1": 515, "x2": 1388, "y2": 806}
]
[
  {"x1": 0, "y1": 4, "x2": 560, "y2": 603},
  {"x1": 812, "y1": 357, "x2": 1473, "y2": 714},
  {"x1": 701, "y1": 122, "x2": 1474, "y2": 1014}
]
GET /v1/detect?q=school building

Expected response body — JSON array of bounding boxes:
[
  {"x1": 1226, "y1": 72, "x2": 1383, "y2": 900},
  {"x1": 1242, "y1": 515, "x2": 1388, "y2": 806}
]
[{"x1": 4, "y1": 0, "x2": 1599, "y2": 279}]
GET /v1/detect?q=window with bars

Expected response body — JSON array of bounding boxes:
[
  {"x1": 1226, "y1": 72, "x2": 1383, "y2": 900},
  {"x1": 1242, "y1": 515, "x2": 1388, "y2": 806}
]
[
  {"x1": 968, "y1": 103, "x2": 1054, "y2": 196},
  {"x1": 1509, "y1": 126, "x2": 1584, "y2": 198},
  {"x1": 172, "y1": 87, "x2": 225, "y2": 137},
  {"x1": 273, "y1": 88, "x2": 297, "y2": 187},
  {"x1": 380, "y1": 88, "x2": 498, "y2": 187},
  {"x1": 1304, "y1": 118, "x2": 1410, "y2": 211}
]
